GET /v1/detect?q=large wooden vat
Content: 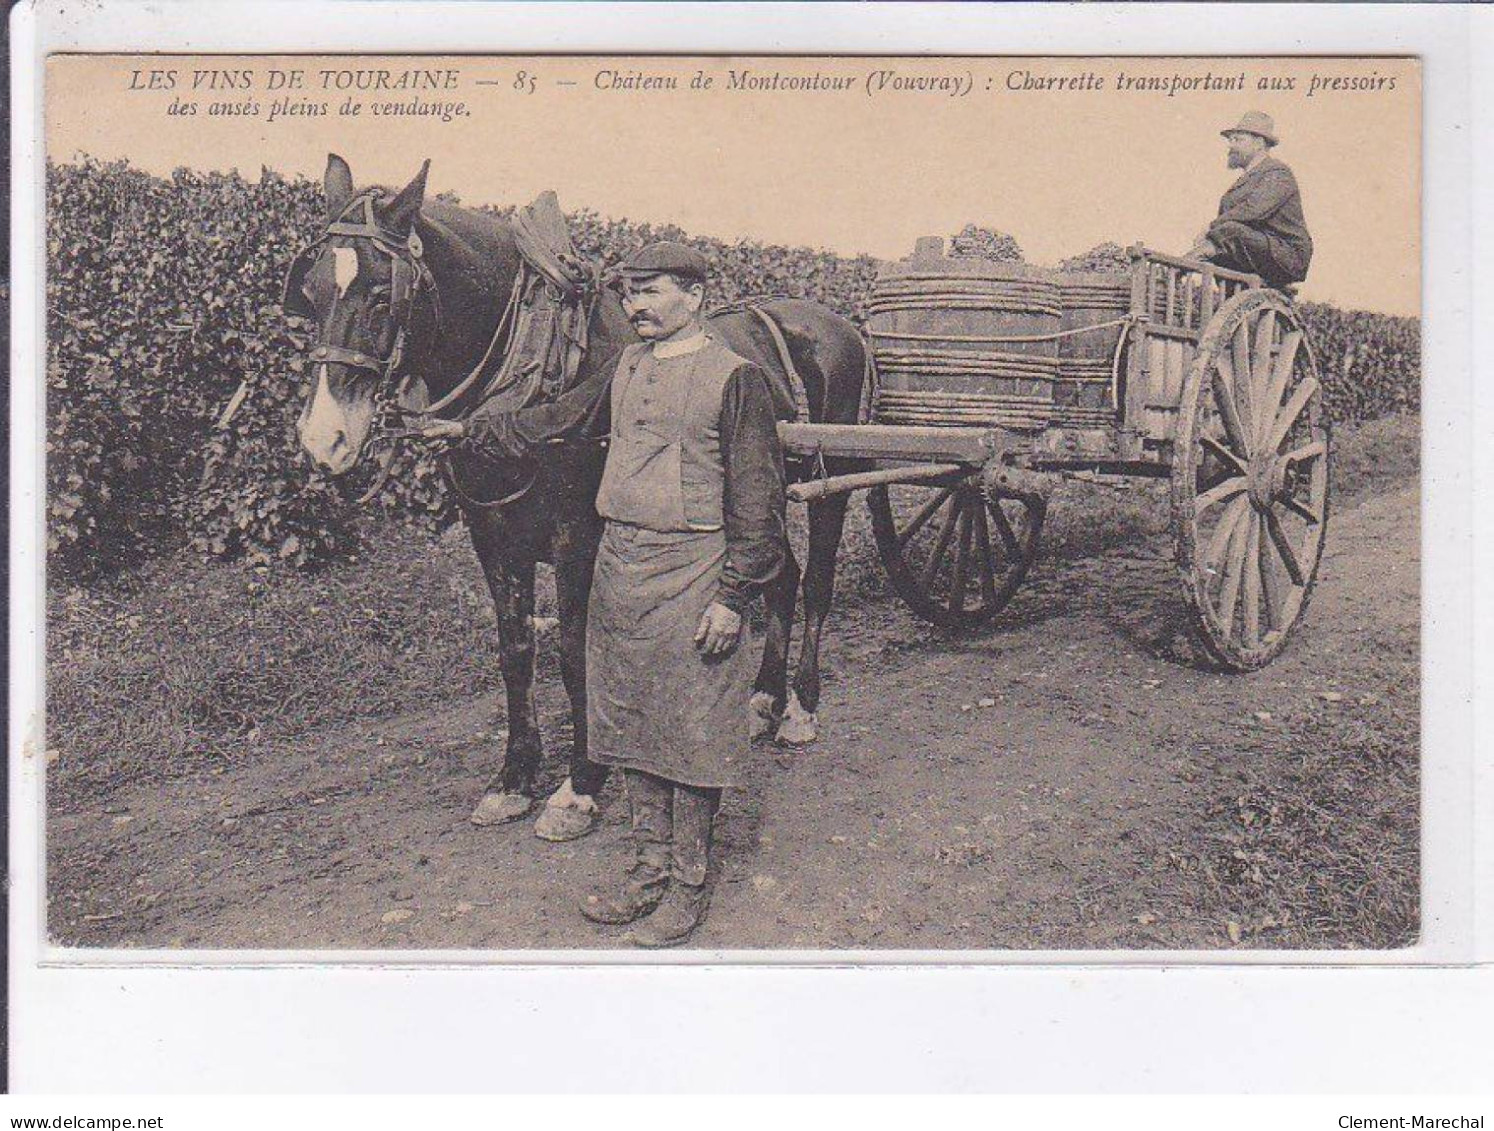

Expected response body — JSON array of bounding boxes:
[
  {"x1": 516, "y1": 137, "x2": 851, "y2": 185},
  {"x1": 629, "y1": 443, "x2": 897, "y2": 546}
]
[
  {"x1": 867, "y1": 237, "x2": 1061, "y2": 430},
  {"x1": 1055, "y1": 272, "x2": 1130, "y2": 428},
  {"x1": 868, "y1": 237, "x2": 1142, "y2": 433}
]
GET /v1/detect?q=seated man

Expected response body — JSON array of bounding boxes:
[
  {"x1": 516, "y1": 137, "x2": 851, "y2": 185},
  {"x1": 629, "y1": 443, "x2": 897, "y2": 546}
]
[{"x1": 1187, "y1": 111, "x2": 1313, "y2": 290}]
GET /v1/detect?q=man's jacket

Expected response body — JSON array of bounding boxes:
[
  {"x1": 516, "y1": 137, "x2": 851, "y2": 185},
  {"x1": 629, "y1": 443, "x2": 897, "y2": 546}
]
[{"x1": 1208, "y1": 155, "x2": 1313, "y2": 279}]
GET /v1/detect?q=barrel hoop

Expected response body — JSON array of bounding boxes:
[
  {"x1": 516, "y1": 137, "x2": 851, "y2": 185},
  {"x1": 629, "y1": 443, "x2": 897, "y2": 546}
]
[
  {"x1": 868, "y1": 315, "x2": 1133, "y2": 346},
  {"x1": 1056, "y1": 359, "x2": 1115, "y2": 382},
  {"x1": 867, "y1": 299, "x2": 1064, "y2": 317},
  {"x1": 875, "y1": 364, "x2": 1060, "y2": 383},
  {"x1": 873, "y1": 389, "x2": 1054, "y2": 431},
  {"x1": 874, "y1": 347, "x2": 1060, "y2": 366}
]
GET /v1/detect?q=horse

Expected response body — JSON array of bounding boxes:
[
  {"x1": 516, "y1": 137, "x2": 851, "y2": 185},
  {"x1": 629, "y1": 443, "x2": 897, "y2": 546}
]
[{"x1": 288, "y1": 154, "x2": 867, "y2": 840}]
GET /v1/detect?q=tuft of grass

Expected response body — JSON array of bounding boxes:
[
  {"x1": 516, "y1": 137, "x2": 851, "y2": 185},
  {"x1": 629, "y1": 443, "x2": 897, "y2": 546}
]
[{"x1": 1326, "y1": 411, "x2": 1420, "y2": 507}]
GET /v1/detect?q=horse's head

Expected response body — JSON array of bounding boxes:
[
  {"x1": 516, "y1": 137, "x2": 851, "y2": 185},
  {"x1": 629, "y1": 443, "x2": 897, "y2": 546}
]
[{"x1": 286, "y1": 154, "x2": 433, "y2": 474}]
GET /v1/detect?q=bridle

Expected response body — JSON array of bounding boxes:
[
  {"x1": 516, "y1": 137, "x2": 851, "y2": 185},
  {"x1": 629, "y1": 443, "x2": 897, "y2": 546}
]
[
  {"x1": 283, "y1": 190, "x2": 603, "y2": 509},
  {"x1": 282, "y1": 191, "x2": 441, "y2": 390}
]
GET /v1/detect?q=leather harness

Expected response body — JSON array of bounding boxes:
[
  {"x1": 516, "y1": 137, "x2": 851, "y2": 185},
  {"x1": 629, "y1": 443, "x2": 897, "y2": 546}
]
[{"x1": 285, "y1": 197, "x2": 816, "y2": 506}]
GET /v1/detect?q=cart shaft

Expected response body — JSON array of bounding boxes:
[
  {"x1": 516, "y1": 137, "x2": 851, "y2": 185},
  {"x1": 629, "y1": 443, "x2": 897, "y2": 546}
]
[{"x1": 777, "y1": 422, "x2": 993, "y2": 464}]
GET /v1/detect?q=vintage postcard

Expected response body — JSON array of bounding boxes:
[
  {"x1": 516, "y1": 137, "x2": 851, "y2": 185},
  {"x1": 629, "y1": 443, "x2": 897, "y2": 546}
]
[{"x1": 38, "y1": 51, "x2": 1423, "y2": 956}]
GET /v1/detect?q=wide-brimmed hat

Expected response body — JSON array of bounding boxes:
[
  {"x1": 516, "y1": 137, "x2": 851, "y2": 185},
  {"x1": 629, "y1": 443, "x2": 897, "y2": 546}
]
[
  {"x1": 1221, "y1": 111, "x2": 1279, "y2": 147},
  {"x1": 616, "y1": 240, "x2": 711, "y2": 284}
]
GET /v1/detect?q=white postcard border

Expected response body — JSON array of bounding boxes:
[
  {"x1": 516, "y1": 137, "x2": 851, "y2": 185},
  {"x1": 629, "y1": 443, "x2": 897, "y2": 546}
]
[{"x1": 10, "y1": 0, "x2": 1489, "y2": 1092}]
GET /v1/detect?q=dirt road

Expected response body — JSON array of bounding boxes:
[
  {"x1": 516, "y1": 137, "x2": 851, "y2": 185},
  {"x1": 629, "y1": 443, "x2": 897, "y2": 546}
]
[{"x1": 47, "y1": 482, "x2": 1418, "y2": 951}]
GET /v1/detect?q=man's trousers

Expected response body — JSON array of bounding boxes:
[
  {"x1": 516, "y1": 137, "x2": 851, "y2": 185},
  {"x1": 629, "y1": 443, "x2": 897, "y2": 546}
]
[
  {"x1": 1207, "y1": 220, "x2": 1308, "y2": 289},
  {"x1": 623, "y1": 768, "x2": 722, "y2": 887}
]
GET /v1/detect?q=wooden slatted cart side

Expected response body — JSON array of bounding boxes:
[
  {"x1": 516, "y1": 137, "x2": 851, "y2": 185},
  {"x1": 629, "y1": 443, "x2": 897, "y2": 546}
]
[{"x1": 1118, "y1": 246, "x2": 1261, "y2": 461}]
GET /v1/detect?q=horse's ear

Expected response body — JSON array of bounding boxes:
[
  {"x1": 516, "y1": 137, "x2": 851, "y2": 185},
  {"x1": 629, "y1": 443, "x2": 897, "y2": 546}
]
[
  {"x1": 324, "y1": 154, "x2": 355, "y2": 220},
  {"x1": 379, "y1": 159, "x2": 430, "y2": 233},
  {"x1": 380, "y1": 159, "x2": 430, "y2": 234}
]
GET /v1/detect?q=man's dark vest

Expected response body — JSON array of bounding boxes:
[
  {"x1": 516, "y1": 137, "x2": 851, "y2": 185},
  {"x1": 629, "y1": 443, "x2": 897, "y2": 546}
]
[{"x1": 596, "y1": 335, "x2": 748, "y2": 533}]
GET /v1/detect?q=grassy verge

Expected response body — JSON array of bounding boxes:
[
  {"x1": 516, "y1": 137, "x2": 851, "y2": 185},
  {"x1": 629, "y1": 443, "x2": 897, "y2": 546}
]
[
  {"x1": 1133, "y1": 412, "x2": 1421, "y2": 949},
  {"x1": 47, "y1": 519, "x2": 514, "y2": 809},
  {"x1": 1153, "y1": 699, "x2": 1420, "y2": 950}
]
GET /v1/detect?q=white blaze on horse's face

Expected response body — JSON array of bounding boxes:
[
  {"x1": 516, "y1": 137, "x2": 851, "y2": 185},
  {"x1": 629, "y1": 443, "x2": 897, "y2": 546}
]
[
  {"x1": 332, "y1": 245, "x2": 359, "y2": 299},
  {"x1": 296, "y1": 244, "x2": 380, "y2": 475}
]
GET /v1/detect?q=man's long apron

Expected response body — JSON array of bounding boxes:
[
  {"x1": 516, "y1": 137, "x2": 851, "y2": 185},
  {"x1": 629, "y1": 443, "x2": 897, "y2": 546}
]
[{"x1": 586, "y1": 520, "x2": 753, "y2": 789}]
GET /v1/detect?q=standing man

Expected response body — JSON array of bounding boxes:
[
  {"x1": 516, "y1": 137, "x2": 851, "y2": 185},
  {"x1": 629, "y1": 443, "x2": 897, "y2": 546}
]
[
  {"x1": 1187, "y1": 111, "x2": 1313, "y2": 289},
  {"x1": 577, "y1": 240, "x2": 787, "y2": 947}
]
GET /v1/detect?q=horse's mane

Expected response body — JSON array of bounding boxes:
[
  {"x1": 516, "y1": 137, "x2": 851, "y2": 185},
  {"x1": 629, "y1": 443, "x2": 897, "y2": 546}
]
[{"x1": 420, "y1": 198, "x2": 516, "y2": 254}]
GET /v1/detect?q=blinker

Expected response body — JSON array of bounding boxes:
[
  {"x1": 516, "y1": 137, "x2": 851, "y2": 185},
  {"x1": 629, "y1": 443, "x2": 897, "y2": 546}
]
[{"x1": 281, "y1": 246, "x2": 319, "y2": 318}]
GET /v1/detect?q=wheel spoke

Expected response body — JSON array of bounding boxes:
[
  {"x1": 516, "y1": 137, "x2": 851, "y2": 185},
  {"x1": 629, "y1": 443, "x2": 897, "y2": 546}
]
[
  {"x1": 1259, "y1": 330, "x2": 1302, "y2": 449},
  {"x1": 1204, "y1": 494, "x2": 1251, "y2": 576},
  {"x1": 1193, "y1": 475, "x2": 1247, "y2": 516},
  {"x1": 1215, "y1": 511, "x2": 1248, "y2": 630},
  {"x1": 1209, "y1": 364, "x2": 1253, "y2": 460},
  {"x1": 1216, "y1": 346, "x2": 1237, "y2": 401},
  {"x1": 1201, "y1": 434, "x2": 1249, "y2": 477},
  {"x1": 971, "y1": 501, "x2": 999, "y2": 609},
  {"x1": 1231, "y1": 321, "x2": 1257, "y2": 442},
  {"x1": 1281, "y1": 494, "x2": 1323, "y2": 526},
  {"x1": 948, "y1": 504, "x2": 975, "y2": 615},
  {"x1": 1242, "y1": 514, "x2": 1262, "y2": 646},
  {"x1": 1265, "y1": 376, "x2": 1320, "y2": 454},
  {"x1": 988, "y1": 498, "x2": 1023, "y2": 559},
  {"x1": 1258, "y1": 516, "x2": 1286, "y2": 633},
  {"x1": 919, "y1": 492, "x2": 963, "y2": 592},
  {"x1": 898, "y1": 485, "x2": 957, "y2": 551},
  {"x1": 1263, "y1": 508, "x2": 1306, "y2": 586},
  {"x1": 1251, "y1": 308, "x2": 1278, "y2": 397},
  {"x1": 1280, "y1": 438, "x2": 1327, "y2": 467}
]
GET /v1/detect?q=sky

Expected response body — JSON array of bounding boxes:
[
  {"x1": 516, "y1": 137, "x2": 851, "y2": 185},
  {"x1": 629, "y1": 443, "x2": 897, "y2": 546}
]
[{"x1": 47, "y1": 54, "x2": 1420, "y2": 315}]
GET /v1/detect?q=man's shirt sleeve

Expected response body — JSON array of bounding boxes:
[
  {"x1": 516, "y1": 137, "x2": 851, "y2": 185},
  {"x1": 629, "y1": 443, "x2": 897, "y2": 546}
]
[
  {"x1": 717, "y1": 362, "x2": 788, "y2": 612},
  {"x1": 462, "y1": 354, "x2": 614, "y2": 460}
]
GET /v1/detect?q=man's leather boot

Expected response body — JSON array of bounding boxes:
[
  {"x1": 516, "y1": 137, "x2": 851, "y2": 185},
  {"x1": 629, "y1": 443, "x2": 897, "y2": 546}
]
[
  {"x1": 579, "y1": 862, "x2": 668, "y2": 925},
  {"x1": 629, "y1": 882, "x2": 710, "y2": 947}
]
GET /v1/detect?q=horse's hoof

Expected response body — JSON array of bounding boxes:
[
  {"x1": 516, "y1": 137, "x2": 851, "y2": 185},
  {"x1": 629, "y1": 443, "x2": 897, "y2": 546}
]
[
  {"x1": 749, "y1": 691, "x2": 781, "y2": 741},
  {"x1": 534, "y1": 778, "x2": 600, "y2": 842},
  {"x1": 534, "y1": 804, "x2": 597, "y2": 842},
  {"x1": 469, "y1": 791, "x2": 533, "y2": 826},
  {"x1": 775, "y1": 691, "x2": 818, "y2": 746}
]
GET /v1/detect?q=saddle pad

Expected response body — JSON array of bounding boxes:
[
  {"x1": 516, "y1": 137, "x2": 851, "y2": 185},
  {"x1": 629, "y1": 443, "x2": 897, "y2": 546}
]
[
  {"x1": 474, "y1": 191, "x2": 594, "y2": 413},
  {"x1": 512, "y1": 191, "x2": 589, "y2": 294}
]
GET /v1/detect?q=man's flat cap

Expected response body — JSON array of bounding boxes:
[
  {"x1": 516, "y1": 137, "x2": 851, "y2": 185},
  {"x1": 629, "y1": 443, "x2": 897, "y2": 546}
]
[{"x1": 617, "y1": 240, "x2": 711, "y2": 283}]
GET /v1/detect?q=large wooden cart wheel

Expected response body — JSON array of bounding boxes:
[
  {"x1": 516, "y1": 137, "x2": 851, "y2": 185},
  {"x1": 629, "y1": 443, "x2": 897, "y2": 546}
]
[
  {"x1": 1172, "y1": 289, "x2": 1330, "y2": 670},
  {"x1": 868, "y1": 478, "x2": 1044, "y2": 630}
]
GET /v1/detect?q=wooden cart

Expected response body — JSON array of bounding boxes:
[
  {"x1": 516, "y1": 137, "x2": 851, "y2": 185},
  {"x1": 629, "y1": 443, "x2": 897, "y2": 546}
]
[{"x1": 779, "y1": 240, "x2": 1330, "y2": 671}]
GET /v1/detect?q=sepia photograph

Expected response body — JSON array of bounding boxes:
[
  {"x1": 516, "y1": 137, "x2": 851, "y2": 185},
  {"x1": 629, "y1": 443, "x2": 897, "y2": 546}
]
[{"x1": 39, "y1": 52, "x2": 1422, "y2": 954}]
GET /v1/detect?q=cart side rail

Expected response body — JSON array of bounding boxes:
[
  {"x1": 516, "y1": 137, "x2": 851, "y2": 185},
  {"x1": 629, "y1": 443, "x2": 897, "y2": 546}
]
[{"x1": 1122, "y1": 246, "x2": 1263, "y2": 450}]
